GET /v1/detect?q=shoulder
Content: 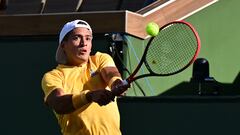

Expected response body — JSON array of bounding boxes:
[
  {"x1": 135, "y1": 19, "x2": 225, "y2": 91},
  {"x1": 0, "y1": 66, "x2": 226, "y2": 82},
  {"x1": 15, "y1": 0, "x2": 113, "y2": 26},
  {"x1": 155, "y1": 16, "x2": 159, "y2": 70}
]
[
  {"x1": 91, "y1": 52, "x2": 113, "y2": 62},
  {"x1": 90, "y1": 52, "x2": 115, "y2": 68},
  {"x1": 94, "y1": 52, "x2": 112, "y2": 58},
  {"x1": 42, "y1": 65, "x2": 64, "y2": 80}
]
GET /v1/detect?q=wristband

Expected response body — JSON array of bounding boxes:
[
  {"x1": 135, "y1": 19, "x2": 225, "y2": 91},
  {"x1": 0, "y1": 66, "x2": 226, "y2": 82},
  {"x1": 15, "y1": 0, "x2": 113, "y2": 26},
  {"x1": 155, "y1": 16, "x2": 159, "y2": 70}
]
[
  {"x1": 72, "y1": 90, "x2": 90, "y2": 109},
  {"x1": 108, "y1": 76, "x2": 122, "y2": 88}
]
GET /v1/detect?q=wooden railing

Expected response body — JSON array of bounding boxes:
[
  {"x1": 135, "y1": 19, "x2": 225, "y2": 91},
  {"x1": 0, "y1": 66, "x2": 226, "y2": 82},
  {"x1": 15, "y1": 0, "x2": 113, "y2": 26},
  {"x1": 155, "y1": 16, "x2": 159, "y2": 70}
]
[{"x1": 0, "y1": 0, "x2": 218, "y2": 39}]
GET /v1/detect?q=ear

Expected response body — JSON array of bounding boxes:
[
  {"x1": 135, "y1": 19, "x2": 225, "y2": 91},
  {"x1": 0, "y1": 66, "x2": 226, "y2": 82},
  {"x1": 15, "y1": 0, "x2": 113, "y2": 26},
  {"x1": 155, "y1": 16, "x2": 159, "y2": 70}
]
[
  {"x1": 61, "y1": 42, "x2": 66, "y2": 48},
  {"x1": 60, "y1": 42, "x2": 66, "y2": 54}
]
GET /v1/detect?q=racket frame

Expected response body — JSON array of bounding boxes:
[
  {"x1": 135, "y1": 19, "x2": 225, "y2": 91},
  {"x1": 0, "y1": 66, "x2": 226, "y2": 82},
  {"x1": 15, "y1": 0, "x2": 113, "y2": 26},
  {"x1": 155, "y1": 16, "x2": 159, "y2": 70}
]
[{"x1": 126, "y1": 20, "x2": 201, "y2": 84}]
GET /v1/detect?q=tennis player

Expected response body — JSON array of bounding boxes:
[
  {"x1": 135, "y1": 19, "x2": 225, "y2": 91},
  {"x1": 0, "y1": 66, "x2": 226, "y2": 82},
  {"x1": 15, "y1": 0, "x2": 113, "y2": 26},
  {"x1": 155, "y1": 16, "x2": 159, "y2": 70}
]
[{"x1": 41, "y1": 19, "x2": 129, "y2": 135}]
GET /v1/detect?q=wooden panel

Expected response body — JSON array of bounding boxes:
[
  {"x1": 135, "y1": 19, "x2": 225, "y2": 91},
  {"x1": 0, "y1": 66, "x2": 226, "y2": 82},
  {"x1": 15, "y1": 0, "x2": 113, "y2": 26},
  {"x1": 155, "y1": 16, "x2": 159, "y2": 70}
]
[
  {"x1": 126, "y1": 0, "x2": 218, "y2": 39},
  {"x1": 0, "y1": 0, "x2": 217, "y2": 38},
  {"x1": 0, "y1": 11, "x2": 126, "y2": 36},
  {"x1": 150, "y1": 0, "x2": 219, "y2": 23},
  {"x1": 125, "y1": 11, "x2": 145, "y2": 38}
]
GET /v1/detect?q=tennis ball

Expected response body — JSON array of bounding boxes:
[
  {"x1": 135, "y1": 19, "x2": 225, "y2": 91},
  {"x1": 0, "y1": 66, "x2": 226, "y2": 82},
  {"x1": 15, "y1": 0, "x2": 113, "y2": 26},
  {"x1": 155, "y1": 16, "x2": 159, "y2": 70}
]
[{"x1": 146, "y1": 22, "x2": 159, "y2": 36}]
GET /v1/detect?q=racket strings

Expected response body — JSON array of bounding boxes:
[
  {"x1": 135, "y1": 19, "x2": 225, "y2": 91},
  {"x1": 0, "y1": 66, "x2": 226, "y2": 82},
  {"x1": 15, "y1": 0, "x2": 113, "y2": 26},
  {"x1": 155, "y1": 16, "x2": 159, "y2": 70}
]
[{"x1": 146, "y1": 23, "x2": 198, "y2": 75}]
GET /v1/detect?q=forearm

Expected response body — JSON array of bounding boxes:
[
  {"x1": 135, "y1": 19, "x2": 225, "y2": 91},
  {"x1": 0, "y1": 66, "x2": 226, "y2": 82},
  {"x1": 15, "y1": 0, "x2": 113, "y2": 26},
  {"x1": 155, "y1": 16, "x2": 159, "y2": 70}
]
[
  {"x1": 101, "y1": 67, "x2": 122, "y2": 88},
  {"x1": 51, "y1": 94, "x2": 75, "y2": 114},
  {"x1": 46, "y1": 89, "x2": 90, "y2": 114},
  {"x1": 100, "y1": 66, "x2": 130, "y2": 96}
]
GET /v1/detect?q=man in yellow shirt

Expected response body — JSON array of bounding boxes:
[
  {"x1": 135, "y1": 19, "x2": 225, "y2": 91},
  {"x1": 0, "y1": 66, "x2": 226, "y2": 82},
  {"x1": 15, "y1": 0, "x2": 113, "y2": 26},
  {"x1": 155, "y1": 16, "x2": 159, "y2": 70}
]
[{"x1": 41, "y1": 19, "x2": 128, "y2": 135}]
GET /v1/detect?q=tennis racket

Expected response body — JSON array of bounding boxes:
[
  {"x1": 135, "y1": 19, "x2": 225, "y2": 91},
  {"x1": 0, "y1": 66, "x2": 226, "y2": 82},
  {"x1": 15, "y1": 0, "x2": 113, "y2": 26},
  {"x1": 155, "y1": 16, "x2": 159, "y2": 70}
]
[{"x1": 112, "y1": 20, "x2": 201, "y2": 95}]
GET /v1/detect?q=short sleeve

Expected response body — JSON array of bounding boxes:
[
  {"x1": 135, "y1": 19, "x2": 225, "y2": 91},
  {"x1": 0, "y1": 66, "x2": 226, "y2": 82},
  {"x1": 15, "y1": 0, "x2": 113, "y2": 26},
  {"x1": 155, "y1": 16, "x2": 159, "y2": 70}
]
[
  {"x1": 41, "y1": 70, "x2": 64, "y2": 101},
  {"x1": 97, "y1": 52, "x2": 116, "y2": 69},
  {"x1": 95, "y1": 52, "x2": 122, "y2": 88}
]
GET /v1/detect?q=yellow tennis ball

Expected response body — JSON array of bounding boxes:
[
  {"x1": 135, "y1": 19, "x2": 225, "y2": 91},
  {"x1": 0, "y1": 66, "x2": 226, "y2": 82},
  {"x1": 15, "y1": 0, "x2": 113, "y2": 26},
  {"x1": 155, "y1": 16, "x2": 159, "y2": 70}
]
[{"x1": 146, "y1": 22, "x2": 159, "y2": 36}]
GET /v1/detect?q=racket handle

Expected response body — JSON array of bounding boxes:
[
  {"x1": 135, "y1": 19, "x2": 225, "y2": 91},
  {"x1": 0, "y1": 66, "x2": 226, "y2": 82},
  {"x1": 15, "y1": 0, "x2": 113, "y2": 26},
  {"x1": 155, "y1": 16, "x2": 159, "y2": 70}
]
[
  {"x1": 122, "y1": 79, "x2": 129, "y2": 86},
  {"x1": 112, "y1": 79, "x2": 129, "y2": 96}
]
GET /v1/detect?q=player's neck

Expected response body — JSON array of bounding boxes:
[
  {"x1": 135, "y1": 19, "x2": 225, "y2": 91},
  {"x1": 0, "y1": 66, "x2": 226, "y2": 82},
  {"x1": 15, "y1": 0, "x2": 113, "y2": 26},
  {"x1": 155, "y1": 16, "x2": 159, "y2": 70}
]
[{"x1": 66, "y1": 60, "x2": 88, "y2": 67}]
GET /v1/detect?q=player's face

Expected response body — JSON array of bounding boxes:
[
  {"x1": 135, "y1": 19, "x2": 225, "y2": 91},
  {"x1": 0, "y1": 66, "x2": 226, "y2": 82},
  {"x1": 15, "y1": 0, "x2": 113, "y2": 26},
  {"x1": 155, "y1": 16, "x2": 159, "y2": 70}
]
[{"x1": 62, "y1": 27, "x2": 93, "y2": 66}]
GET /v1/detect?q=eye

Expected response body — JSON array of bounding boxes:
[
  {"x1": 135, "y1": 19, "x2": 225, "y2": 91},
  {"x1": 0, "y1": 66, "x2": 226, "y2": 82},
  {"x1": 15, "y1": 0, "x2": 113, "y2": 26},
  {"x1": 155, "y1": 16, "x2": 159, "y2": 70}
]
[
  {"x1": 86, "y1": 36, "x2": 93, "y2": 41},
  {"x1": 72, "y1": 35, "x2": 80, "y2": 41}
]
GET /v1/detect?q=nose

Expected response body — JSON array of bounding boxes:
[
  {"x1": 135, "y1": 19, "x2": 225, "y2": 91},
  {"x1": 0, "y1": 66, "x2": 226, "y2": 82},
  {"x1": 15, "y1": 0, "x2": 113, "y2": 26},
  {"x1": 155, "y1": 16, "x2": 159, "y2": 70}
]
[{"x1": 79, "y1": 37, "x2": 86, "y2": 47}]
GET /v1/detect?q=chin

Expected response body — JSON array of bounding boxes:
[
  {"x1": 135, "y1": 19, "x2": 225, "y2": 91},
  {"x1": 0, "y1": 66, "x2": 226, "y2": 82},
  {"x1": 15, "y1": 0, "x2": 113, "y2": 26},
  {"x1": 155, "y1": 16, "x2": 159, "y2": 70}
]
[{"x1": 77, "y1": 56, "x2": 88, "y2": 62}]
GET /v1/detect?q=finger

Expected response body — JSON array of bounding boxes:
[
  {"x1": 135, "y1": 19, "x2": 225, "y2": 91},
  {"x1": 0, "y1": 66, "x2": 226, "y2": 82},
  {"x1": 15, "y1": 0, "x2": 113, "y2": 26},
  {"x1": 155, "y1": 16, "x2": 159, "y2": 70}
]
[
  {"x1": 103, "y1": 91, "x2": 115, "y2": 101},
  {"x1": 98, "y1": 99, "x2": 110, "y2": 106},
  {"x1": 98, "y1": 93, "x2": 112, "y2": 105}
]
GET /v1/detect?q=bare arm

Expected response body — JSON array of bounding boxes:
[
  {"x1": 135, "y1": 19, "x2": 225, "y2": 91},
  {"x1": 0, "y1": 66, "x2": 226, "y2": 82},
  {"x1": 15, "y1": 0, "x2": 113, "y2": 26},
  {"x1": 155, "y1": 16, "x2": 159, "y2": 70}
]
[
  {"x1": 101, "y1": 67, "x2": 121, "y2": 86},
  {"x1": 46, "y1": 88, "x2": 75, "y2": 114},
  {"x1": 101, "y1": 67, "x2": 130, "y2": 96},
  {"x1": 46, "y1": 88, "x2": 115, "y2": 114}
]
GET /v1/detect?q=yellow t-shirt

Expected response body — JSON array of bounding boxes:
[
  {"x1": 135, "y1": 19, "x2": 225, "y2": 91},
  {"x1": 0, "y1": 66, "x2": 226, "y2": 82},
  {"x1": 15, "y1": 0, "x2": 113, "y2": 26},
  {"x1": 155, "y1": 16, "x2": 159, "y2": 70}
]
[{"x1": 41, "y1": 52, "x2": 122, "y2": 135}]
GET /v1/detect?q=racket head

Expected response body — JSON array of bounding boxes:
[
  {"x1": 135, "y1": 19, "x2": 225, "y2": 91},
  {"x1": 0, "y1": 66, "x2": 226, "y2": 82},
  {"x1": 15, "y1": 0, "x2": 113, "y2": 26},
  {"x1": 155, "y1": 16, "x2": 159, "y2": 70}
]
[
  {"x1": 126, "y1": 37, "x2": 155, "y2": 84},
  {"x1": 145, "y1": 20, "x2": 201, "y2": 76}
]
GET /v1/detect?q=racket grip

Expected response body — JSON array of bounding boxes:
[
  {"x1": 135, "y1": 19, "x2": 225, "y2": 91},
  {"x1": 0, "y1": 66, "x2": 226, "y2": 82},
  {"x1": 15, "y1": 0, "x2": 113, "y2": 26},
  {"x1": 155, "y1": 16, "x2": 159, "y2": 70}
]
[
  {"x1": 112, "y1": 79, "x2": 129, "y2": 96},
  {"x1": 122, "y1": 79, "x2": 129, "y2": 86}
]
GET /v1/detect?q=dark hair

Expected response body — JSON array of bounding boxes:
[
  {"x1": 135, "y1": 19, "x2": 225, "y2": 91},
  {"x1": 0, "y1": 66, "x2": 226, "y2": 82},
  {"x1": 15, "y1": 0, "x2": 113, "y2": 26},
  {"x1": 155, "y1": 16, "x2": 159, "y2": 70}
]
[{"x1": 77, "y1": 21, "x2": 88, "y2": 25}]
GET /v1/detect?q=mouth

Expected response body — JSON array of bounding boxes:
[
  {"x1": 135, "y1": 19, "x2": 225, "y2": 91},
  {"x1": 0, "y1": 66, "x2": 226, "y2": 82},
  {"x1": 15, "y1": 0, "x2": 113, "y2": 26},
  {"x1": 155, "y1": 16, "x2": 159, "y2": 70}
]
[{"x1": 78, "y1": 49, "x2": 87, "y2": 54}]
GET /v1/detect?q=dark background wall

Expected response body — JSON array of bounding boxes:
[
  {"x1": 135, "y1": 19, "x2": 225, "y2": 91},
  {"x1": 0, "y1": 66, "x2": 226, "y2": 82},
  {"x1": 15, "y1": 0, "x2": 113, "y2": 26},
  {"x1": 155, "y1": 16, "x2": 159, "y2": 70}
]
[
  {"x1": 0, "y1": 34, "x2": 113, "y2": 134},
  {"x1": 118, "y1": 96, "x2": 240, "y2": 135},
  {"x1": 0, "y1": 36, "x2": 60, "y2": 134}
]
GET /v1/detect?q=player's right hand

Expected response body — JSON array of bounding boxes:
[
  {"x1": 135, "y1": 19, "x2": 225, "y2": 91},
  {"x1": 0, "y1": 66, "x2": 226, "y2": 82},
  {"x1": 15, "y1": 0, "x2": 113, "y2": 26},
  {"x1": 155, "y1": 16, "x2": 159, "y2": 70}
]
[{"x1": 86, "y1": 89, "x2": 114, "y2": 106}]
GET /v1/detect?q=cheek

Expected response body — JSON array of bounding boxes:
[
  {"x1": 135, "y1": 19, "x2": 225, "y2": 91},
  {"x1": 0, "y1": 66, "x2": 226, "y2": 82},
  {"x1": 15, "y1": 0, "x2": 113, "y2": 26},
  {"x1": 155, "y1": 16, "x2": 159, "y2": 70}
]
[
  {"x1": 63, "y1": 45, "x2": 76, "y2": 55},
  {"x1": 87, "y1": 44, "x2": 92, "y2": 51},
  {"x1": 71, "y1": 41, "x2": 80, "y2": 47}
]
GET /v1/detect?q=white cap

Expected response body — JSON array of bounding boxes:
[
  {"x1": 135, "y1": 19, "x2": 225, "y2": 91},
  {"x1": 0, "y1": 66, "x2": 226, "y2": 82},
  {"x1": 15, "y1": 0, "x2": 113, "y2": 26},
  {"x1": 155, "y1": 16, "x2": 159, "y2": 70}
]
[{"x1": 56, "y1": 19, "x2": 92, "y2": 64}]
